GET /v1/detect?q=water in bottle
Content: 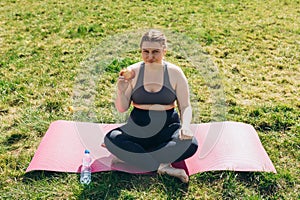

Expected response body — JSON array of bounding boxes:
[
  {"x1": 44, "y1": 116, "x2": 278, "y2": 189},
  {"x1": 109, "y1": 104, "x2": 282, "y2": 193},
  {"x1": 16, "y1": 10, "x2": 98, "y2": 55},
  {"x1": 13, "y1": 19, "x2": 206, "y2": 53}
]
[{"x1": 80, "y1": 149, "x2": 92, "y2": 185}]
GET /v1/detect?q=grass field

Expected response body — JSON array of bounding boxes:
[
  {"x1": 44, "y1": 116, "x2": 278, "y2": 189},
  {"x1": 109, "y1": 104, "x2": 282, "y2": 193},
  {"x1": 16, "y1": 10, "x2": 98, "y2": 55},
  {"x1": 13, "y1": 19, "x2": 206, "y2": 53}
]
[{"x1": 0, "y1": 0, "x2": 299, "y2": 199}]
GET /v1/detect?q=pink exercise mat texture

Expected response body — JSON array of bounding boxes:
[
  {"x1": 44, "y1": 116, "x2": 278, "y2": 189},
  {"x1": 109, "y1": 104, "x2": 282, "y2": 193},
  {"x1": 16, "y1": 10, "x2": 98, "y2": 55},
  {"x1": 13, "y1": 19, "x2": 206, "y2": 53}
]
[{"x1": 26, "y1": 120, "x2": 276, "y2": 175}]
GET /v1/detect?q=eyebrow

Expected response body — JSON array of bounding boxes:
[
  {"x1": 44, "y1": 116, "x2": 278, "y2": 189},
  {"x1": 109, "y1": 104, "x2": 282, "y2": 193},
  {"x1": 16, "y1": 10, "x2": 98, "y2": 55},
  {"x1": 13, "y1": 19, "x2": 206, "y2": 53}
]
[{"x1": 142, "y1": 48, "x2": 162, "y2": 52}]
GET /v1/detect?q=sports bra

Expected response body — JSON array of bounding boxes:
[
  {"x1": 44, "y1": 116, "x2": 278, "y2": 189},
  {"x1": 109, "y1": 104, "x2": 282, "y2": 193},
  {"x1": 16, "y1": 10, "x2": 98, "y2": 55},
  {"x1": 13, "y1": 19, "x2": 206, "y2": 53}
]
[{"x1": 131, "y1": 62, "x2": 177, "y2": 105}]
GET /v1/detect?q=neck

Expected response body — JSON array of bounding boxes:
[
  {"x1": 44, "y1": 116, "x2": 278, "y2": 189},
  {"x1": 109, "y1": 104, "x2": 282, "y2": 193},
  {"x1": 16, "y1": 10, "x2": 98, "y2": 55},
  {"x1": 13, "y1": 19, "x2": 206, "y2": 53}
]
[{"x1": 145, "y1": 61, "x2": 164, "y2": 70}]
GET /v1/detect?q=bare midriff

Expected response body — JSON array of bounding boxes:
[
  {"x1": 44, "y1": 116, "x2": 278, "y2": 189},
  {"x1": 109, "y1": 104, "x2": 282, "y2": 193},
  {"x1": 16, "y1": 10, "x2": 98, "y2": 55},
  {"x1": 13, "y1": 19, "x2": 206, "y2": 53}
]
[{"x1": 132, "y1": 102, "x2": 175, "y2": 111}]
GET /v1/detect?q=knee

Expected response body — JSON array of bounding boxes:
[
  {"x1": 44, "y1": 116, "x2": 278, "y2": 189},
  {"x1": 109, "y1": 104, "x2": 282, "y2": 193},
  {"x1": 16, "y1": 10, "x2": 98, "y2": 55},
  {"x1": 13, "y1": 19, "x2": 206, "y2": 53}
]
[
  {"x1": 107, "y1": 130, "x2": 122, "y2": 140},
  {"x1": 192, "y1": 137, "x2": 198, "y2": 146},
  {"x1": 104, "y1": 130, "x2": 122, "y2": 146},
  {"x1": 190, "y1": 137, "x2": 199, "y2": 154}
]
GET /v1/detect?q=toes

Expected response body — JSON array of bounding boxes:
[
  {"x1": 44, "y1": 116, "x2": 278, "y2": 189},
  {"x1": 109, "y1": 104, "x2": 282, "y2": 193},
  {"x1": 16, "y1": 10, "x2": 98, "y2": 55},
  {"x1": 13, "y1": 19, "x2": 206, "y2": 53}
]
[
  {"x1": 180, "y1": 173, "x2": 189, "y2": 183},
  {"x1": 157, "y1": 166, "x2": 189, "y2": 183}
]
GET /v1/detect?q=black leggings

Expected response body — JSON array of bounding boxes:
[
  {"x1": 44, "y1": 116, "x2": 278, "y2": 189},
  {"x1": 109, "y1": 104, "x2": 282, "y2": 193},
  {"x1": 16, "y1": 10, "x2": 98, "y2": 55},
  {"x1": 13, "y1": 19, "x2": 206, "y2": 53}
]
[{"x1": 104, "y1": 107, "x2": 198, "y2": 172}]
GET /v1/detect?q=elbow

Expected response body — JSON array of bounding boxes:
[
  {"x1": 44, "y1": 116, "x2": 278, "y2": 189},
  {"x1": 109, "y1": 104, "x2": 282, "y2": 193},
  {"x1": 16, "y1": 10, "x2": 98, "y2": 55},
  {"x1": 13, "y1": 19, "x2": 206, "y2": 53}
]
[
  {"x1": 117, "y1": 107, "x2": 128, "y2": 113},
  {"x1": 179, "y1": 104, "x2": 191, "y2": 113},
  {"x1": 115, "y1": 103, "x2": 129, "y2": 113},
  {"x1": 115, "y1": 97, "x2": 131, "y2": 113}
]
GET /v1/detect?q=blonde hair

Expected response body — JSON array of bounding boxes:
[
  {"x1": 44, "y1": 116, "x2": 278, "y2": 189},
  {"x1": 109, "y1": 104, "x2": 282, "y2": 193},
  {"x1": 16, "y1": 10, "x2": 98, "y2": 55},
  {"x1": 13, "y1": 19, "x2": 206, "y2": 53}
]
[{"x1": 140, "y1": 29, "x2": 167, "y2": 49}]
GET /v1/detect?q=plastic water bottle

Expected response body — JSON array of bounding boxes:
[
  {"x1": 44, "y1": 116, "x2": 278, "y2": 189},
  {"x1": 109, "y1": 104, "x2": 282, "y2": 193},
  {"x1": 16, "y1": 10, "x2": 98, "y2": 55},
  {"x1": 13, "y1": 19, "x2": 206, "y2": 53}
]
[{"x1": 80, "y1": 149, "x2": 92, "y2": 185}]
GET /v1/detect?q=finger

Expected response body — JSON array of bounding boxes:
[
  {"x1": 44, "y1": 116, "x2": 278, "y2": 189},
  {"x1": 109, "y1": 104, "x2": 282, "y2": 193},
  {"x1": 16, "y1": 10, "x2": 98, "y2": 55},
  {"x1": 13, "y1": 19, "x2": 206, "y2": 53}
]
[
  {"x1": 179, "y1": 129, "x2": 183, "y2": 140},
  {"x1": 118, "y1": 76, "x2": 129, "y2": 83},
  {"x1": 185, "y1": 135, "x2": 193, "y2": 140},
  {"x1": 180, "y1": 136, "x2": 187, "y2": 140},
  {"x1": 178, "y1": 132, "x2": 182, "y2": 140},
  {"x1": 180, "y1": 130, "x2": 193, "y2": 140}
]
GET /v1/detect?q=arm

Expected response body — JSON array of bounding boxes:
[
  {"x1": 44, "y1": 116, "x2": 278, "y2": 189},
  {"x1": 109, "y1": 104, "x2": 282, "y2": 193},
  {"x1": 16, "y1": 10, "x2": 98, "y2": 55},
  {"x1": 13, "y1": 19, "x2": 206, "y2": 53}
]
[
  {"x1": 175, "y1": 68, "x2": 194, "y2": 139},
  {"x1": 115, "y1": 81, "x2": 132, "y2": 112},
  {"x1": 115, "y1": 71, "x2": 133, "y2": 113}
]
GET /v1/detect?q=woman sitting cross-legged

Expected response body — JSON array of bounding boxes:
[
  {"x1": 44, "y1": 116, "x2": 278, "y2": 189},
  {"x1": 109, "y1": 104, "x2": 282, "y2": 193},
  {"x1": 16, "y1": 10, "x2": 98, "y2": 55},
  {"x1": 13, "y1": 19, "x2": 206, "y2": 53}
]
[{"x1": 103, "y1": 29, "x2": 198, "y2": 183}]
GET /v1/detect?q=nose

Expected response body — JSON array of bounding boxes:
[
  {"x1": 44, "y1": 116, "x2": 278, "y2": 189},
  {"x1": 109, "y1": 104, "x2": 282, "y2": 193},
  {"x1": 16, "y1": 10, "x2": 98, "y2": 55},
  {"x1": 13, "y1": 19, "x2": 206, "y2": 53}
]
[{"x1": 148, "y1": 53, "x2": 154, "y2": 59}]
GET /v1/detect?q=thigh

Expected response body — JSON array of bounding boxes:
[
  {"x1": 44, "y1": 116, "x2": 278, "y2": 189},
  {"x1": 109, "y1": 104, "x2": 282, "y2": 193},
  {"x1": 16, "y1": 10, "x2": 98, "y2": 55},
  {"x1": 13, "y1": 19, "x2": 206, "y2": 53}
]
[
  {"x1": 105, "y1": 127, "x2": 151, "y2": 149},
  {"x1": 149, "y1": 134, "x2": 198, "y2": 164},
  {"x1": 152, "y1": 122, "x2": 181, "y2": 145},
  {"x1": 104, "y1": 128, "x2": 147, "y2": 153}
]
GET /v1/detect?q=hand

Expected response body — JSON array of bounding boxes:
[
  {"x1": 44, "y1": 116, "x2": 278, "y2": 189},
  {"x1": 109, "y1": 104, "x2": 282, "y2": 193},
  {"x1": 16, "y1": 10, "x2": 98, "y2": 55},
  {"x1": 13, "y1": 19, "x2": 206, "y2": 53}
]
[
  {"x1": 117, "y1": 75, "x2": 130, "y2": 93},
  {"x1": 120, "y1": 68, "x2": 135, "y2": 80},
  {"x1": 117, "y1": 68, "x2": 135, "y2": 93},
  {"x1": 179, "y1": 127, "x2": 193, "y2": 140}
]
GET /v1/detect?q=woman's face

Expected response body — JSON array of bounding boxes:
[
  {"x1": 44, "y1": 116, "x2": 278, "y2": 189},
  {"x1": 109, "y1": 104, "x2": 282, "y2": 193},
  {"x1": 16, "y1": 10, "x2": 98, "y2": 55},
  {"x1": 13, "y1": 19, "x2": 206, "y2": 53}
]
[{"x1": 141, "y1": 41, "x2": 166, "y2": 65}]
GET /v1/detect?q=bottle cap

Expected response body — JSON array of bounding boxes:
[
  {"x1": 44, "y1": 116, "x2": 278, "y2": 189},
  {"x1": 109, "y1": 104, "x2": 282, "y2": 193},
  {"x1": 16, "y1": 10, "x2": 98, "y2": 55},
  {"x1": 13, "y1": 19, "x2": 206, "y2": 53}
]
[{"x1": 84, "y1": 149, "x2": 90, "y2": 154}]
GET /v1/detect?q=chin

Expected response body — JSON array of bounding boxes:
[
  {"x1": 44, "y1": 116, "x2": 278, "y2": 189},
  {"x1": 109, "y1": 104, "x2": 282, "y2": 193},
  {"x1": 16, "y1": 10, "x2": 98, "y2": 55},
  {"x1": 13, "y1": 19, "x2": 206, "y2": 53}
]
[{"x1": 146, "y1": 61, "x2": 162, "y2": 64}]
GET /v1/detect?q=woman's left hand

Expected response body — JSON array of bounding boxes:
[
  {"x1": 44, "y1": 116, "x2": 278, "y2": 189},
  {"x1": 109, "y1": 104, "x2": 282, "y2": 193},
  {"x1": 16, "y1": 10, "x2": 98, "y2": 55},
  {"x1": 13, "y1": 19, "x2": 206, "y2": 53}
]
[{"x1": 179, "y1": 127, "x2": 193, "y2": 140}]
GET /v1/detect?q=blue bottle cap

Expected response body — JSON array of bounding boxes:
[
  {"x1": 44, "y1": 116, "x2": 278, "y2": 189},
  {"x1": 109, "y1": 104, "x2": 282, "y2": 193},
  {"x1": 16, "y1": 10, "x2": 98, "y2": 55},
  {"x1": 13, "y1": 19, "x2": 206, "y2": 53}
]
[{"x1": 84, "y1": 149, "x2": 90, "y2": 154}]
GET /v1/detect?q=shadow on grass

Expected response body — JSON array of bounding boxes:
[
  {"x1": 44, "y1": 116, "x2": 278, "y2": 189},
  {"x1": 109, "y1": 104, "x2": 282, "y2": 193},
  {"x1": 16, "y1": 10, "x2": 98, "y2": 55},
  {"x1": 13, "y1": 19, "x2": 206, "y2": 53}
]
[
  {"x1": 78, "y1": 171, "x2": 189, "y2": 199},
  {"x1": 23, "y1": 170, "x2": 288, "y2": 199},
  {"x1": 23, "y1": 170, "x2": 189, "y2": 199},
  {"x1": 23, "y1": 171, "x2": 72, "y2": 183},
  {"x1": 196, "y1": 171, "x2": 283, "y2": 199}
]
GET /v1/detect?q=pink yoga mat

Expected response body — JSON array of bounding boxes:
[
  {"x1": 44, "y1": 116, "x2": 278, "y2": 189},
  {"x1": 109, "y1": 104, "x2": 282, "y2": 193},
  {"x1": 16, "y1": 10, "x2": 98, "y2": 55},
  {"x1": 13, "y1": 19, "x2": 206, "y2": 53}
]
[{"x1": 26, "y1": 120, "x2": 276, "y2": 175}]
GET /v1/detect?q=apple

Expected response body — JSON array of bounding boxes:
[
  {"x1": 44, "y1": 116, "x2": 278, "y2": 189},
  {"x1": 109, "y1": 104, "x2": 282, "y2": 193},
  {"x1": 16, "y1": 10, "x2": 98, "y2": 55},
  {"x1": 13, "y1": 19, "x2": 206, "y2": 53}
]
[{"x1": 120, "y1": 68, "x2": 135, "y2": 80}]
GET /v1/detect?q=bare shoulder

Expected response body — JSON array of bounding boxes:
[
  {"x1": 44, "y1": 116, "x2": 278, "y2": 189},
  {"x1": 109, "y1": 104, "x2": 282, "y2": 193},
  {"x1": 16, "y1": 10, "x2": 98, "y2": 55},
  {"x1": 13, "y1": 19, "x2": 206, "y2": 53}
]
[
  {"x1": 165, "y1": 62, "x2": 185, "y2": 76},
  {"x1": 127, "y1": 61, "x2": 143, "y2": 71},
  {"x1": 165, "y1": 62, "x2": 187, "y2": 87}
]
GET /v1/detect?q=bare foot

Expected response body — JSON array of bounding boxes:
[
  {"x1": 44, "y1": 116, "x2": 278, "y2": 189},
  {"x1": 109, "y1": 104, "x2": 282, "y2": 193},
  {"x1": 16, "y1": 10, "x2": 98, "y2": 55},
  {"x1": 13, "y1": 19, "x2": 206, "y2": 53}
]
[{"x1": 157, "y1": 164, "x2": 189, "y2": 183}]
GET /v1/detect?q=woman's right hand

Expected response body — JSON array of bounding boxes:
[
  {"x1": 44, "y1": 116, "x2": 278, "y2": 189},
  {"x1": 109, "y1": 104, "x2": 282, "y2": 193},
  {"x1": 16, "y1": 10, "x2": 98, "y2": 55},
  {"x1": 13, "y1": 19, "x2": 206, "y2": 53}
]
[
  {"x1": 117, "y1": 75, "x2": 130, "y2": 93},
  {"x1": 117, "y1": 68, "x2": 135, "y2": 93},
  {"x1": 115, "y1": 68, "x2": 135, "y2": 112}
]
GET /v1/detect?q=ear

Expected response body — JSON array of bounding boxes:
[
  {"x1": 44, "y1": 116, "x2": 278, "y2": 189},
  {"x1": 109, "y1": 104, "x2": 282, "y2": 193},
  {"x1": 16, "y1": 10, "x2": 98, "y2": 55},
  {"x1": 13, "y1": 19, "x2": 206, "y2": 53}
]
[{"x1": 163, "y1": 48, "x2": 167, "y2": 55}]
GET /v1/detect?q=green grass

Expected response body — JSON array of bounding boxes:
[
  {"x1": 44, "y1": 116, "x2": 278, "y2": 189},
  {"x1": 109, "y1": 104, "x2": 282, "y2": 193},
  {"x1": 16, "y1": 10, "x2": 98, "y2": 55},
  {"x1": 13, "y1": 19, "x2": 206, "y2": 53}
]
[{"x1": 1, "y1": 0, "x2": 299, "y2": 199}]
